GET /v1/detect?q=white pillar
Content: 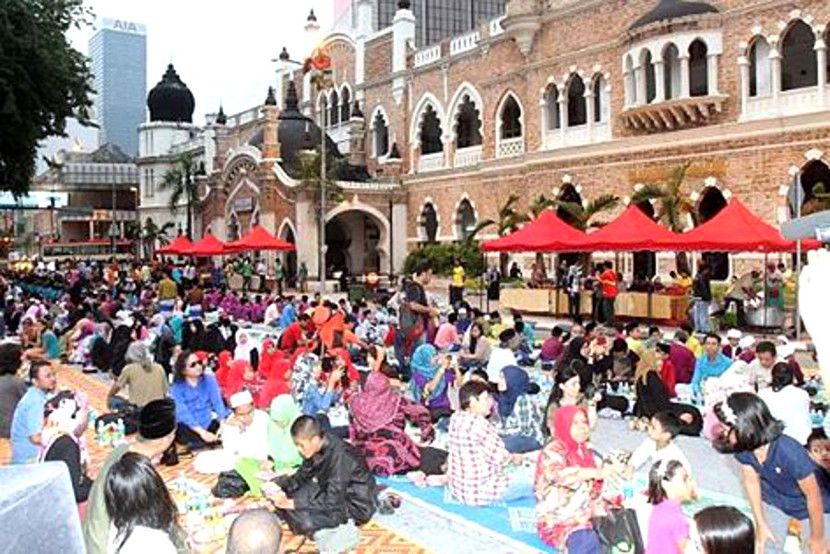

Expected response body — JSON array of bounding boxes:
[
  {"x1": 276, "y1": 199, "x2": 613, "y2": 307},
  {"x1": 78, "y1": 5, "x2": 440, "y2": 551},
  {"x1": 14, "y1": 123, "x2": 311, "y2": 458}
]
[
  {"x1": 654, "y1": 59, "x2": 666, "y2": 102},
  {"x1": 816, "y1": 39, "x2": 827, "y2": 107},
  {"x1": 738, "y1": 56, "x2": 750, "y2": 115},
  {"x1": 585, "y1": 89, "x2": 594, "y2": 139},
  {"x1": 770, "y1": 48, "x2": 782, "y2": 102},
  {"x1": 558, "y1": 96, "x2": 568, "y2": 144},
  {"x1": 679, "y1": 55, "x2": 690, "y2": 98},
  {"x1": 707, "y1": 54, "x2": 719, "y2": 95},
  {"x1": 539, "y1": 98, "x2": 548, "y2": 150},
  {"x1": 88, "y1": 220, "x2": 94, "y2": 240},
  {"x1": 634, "y1": 64, "x2": 646, "y2": 105}
]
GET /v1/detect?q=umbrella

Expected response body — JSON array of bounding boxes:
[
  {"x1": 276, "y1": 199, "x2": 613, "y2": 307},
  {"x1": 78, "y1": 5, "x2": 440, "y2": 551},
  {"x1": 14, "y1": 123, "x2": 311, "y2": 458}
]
[
  {"x1": 226, "y1": 225, "x2": 295, "y2": 252},
  {"x1": 186, "y1": 234, "x2": 227, "y2": 256},
  {"x1": 480, "y1": 210, "x2": 587, "y2": 252},
  {"x1": 156, "y1": 235, "x2": 193, "y2": 255}
]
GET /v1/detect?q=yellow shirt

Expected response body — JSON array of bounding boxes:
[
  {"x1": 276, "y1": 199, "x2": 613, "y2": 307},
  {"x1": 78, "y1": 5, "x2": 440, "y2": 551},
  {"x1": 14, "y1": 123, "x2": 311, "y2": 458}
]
[
  {"x1": 675, "y1": 276, "x2": 693, "y2": 289},
  {"x1": 686, "y1": 336, "x2": 703, "y2": 358},
  {"x1": 452, "y1": 265, "x2": 465, "y2": 287}
]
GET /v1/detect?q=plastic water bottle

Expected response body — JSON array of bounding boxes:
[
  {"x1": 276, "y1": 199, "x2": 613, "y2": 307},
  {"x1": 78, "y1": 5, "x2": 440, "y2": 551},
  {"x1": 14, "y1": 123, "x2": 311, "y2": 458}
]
[
  {"x1": 96, "y1": 421, "x2": 104, "y2": 444},
  {"x1": 116, "y1": 419, "x2": 125, "y2": 442},
  {"x1": 811, "y1": 409, "x2": 824, "y2": 429}
]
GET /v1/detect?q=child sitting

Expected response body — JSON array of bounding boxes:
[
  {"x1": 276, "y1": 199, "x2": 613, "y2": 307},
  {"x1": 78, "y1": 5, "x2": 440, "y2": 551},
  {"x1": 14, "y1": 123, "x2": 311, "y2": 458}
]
[
  {"x1": 629, "y1": 411, "x2": 691, "y2": 475},
  {"x1": 645, "y1": 459, "x2": 697, "y2": 554}
]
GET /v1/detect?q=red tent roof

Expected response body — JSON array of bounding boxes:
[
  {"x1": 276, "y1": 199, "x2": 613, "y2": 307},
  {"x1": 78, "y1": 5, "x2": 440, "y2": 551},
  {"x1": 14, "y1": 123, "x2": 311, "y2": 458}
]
[
  {"x1": 226, "y1": 225, "x2": 295, "y2": 252},
  {"x1": 480, "y1": 210, "x2": 587, "y2": 252},
  {"x1": 156, "y1": 235, "x2": 193, "y2": 255},
  {"x1": 674, "y1": 199, "x2": 822, "y2": 252},
  {"x1": 572, "y1": 204, "x2": 681, "y2": 251},
  {"x1": 186, "y1": 234, "x2": 227, "y2": 256}
]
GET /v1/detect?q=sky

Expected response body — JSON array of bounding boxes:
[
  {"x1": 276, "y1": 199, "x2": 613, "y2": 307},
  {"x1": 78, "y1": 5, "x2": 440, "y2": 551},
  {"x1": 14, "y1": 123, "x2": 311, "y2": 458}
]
[{"x1": 69, "y1": 0, "x2": 335, "y2": 124}]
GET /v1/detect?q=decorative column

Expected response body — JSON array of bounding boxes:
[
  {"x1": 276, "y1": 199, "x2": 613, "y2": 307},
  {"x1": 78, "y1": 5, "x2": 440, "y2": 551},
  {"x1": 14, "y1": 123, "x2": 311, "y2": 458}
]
[
  {"x1": 770, "y1": 48, "x2": 782, "y2": 102},
  {"x1": 634, "y1": 63, "x2": 647, "y2": 105},
  {"x1": 816, "y1": 38, "x2": 827, "y2": 107},
  {"x1": 654, "y1": 59, "x2": 666, "y2": 102},
  {"x1": 558, "y1": 96, "x2": 568, "y2": 144},
  {"x1": 707, "y1": 53, "x2": 719, "y2": 95},
  {"x1": 679, "y1": 55, "x2": 690, "y2": 98},
  {"x1": 585, "y1": 88, "x2": 595, "y2": 140},
  {"x1": 539, "y1": 98, "x2": 548, "y2": 150},
  {"x1": 738, "y1": 56, "x2": 750, "y2": 115}
]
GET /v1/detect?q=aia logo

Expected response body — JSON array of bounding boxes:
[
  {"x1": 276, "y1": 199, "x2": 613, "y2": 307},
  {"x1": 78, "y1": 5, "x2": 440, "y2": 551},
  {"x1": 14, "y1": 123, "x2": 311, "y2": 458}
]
[{"x1": 113, "y1": 20, "x2": 139, "y2": 33}]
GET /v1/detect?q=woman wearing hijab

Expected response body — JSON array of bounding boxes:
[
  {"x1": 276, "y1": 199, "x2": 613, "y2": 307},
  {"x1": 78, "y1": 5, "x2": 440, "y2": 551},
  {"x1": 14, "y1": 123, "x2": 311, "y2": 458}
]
[
  {"x1": 496, "y1": 366, "x2": 543, "y2": 453},
  {"x1": 258, "y1": 357, "x2": 292, "y2": 411},
  {"x1": 349, "y1": 372, "x2": 445, "y2": 476},
  {"x1": 257, "y1": 338, "x2": 280, "y2": 379},
  {"x1": 222, "y1": 359, "x2": 265, "y2": 406},
  {"x1": 182, "y1": 319, "x2": 206, "y2": 353},
  {"x1": 108, "y1": 325, "x2": 133, "y2": 377},
  {"x1": 214, "y1": 351, "x2": 233, "y2": 390},
  {"x1": 409, "y1": 344, "x2": 460, "y2": 422},
  {"x1": 88, "y1": 323, "x2": 112, "y2": 373},
  {"x1": 233, "y1": 329, "x2": 259, "y2": 371},
  {"x1": 634, "y1": 350, "x2": 702, "y2": 436},
  {"x1": 150, "y1": 315, "x2": 175, "y2": 375},
  {"x1": 535, "y1": 405, "x2": 621, "y2": 551},
  {"x1": 267, "y1": 395, "x2": 303, "y2": 474}
]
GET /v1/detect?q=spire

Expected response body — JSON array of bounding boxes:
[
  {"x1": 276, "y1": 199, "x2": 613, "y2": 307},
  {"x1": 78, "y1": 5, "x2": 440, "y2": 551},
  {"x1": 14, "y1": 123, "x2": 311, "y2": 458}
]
[
  {"x1": 215, "y1": 105, "x2": 227, "y2": 125},
  {"x1": 279, "y1": 47, "x2": 290, "y2": 62},
  {"x1": 284, "y1": 81, "x2": 300, "y2": 111},
  {"x1": 398, "y1": 0, "x2": 411, "y2": 9},
  {"x1": 307, "y1": 8, "x2": 317, "y2": 22},
  {"x1": 264, "y1": 86, "x2": 277, "y2": 106}
]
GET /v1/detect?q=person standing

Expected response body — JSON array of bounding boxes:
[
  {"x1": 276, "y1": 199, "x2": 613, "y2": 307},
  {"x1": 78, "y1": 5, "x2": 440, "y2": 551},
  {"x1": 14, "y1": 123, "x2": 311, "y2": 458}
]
[
  {"x1": 567, "y1": 264, "x2": 583, "y2": 321},
  {"x1": 298, "y1": 262, "x2": 309, "y2": 293},
  {"x1": 395, "y1": 265, "x2": 438, "y2": 381},
  {"x1": 274, "y1": 259, "x2": 284, "y2": 296},
  {"x1": 692, "y1": 261, "x2": 713, "y2": 333},
  {"x1": 0, "y1": 343, "x2": 26, "y2": 439},
  {"x1": 599, "y1": 261, "x2": 619, "y2": 324},
  {"x1": 486, "y1": 264, "x2": 501, "y2": 302},
  {"x1": 10, "y1": 361, "x2": 57, "y2": 464},
  {"x1": 449, "y1": 258, "x2": 465, "y2": 309}
]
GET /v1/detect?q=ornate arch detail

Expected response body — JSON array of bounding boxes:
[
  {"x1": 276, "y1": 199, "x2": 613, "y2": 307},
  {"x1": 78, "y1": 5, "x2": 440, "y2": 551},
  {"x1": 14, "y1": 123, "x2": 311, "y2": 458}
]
[
  {"x1": 410, "y1": 92, "x2": 446, "y2": 146},
  {"x1": 222, "y1": 147, "x2": 261, "y2": 176},
  {"x1": 225, "y1": 176, "x2": 261, "y2": 218},
  {"x1": 371, "y1": 104, "x2": 390, "y2": 123},
  {"x1": 776, "y1": 10, "x2": 821, "y2": 37},
  {"x1": 452, "y1": 193, "x2": 481, "y2": 241},
  {"x1": 447, "y1": 82, "x2": 485, "y2": 141},
  {"x1": 277, "y1": 217, "x2": 297, "y2": 240},
  {"x1": 324, "y1": 201, "x2": 391, "y2": 261},
  {"x1": 416, "y1": 197, "x2": 442, "y2": 241}
]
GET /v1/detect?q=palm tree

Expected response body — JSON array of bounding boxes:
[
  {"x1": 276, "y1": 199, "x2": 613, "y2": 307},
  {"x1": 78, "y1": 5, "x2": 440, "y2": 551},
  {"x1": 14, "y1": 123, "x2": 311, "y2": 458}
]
[
  {"x1": 158, "y1": 154, "x2": 200, "y2": 239},
  {"x1": 555, "y1": 193, "x2": 620, "y2": 271},
  {"x1": 141, "y1": 218, "x2": 175, "y2": 259},
  {"x1": 631, "y1": 163, "x2": 695, "y2": 273},
  {"x1": 466, "y1": 193, "x2": 529, "y2": 276}
]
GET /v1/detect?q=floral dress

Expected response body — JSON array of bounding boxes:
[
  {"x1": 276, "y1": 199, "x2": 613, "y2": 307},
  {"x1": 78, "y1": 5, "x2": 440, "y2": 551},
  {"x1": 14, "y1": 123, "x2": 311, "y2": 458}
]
[{"x1": 534, "y1": 440, "x2": 607, "y2": 549}]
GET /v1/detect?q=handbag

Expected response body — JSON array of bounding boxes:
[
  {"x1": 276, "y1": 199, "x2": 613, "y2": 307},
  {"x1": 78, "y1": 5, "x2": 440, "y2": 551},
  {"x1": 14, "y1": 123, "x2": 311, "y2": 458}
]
[
  {"x1": 211, "y1": 470, "x2": 249, "y2": 498},
  {"x1": 591, "y1": 507, "x2": 644, "y2": 554}
]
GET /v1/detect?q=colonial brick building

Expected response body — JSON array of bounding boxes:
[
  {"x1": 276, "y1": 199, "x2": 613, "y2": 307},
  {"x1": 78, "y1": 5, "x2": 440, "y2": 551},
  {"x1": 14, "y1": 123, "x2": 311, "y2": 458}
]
[{"x1": 140, "y1": 0, "x2": 830, "y2": 282}]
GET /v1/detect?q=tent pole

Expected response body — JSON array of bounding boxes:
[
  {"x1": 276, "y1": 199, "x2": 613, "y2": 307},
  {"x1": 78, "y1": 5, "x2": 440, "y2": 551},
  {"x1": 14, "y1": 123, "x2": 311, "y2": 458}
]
[
  {"x1": 763, "y1": 252, "x2": 768, "y2": 328},
  {"x1": 795, "y1": 172, "x2": 803, "y2": 341}
]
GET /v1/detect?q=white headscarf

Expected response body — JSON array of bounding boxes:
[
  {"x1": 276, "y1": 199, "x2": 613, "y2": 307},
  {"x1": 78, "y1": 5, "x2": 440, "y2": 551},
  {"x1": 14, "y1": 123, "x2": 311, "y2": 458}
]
[{"x1": 234, "y1": 329, "x2": 257, "y2": 362}]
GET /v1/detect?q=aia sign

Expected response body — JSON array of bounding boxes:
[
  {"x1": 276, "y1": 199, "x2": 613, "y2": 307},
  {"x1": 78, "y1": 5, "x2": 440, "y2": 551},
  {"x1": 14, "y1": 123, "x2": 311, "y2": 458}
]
[{"x1": 113, "y1": 20, "x2": 139, "y2": 32}]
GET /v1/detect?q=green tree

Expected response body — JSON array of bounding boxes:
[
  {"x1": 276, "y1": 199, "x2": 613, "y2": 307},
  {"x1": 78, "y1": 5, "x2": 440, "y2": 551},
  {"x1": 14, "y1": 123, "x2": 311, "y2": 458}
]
[
  {"x1": 141, "y1": 218, "x2": 175, "y2": 259},
  {"x1": 159, "y1": 154, "x2": 201, "y2": 239},
  {"x1": 630, "y1": 163, "x2": 696, "y2": 273},
  {"x1": 555, "y1": 194, "x2": 620, "y2": 270},
  {"x1": 0, "y1": 0, "x2": 94, "y2": 195}
]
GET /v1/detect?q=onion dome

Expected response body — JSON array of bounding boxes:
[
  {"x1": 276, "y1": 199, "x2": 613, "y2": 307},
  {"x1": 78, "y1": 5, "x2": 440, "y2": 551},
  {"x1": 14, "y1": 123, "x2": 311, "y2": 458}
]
[
  {"x1": 307, "y1": 9, "x2": 317, "y2": 23},
  {"x1": 265, "y1": 87, "x2": 277, "y2": 106},
  {"x1": 630, "y1": 0, "x2": 718, "y2": 30},
  {"x1": 279, "y1": 47, "x2": 290, "y2": 62},
  {"x1": 215, "y1": 105, "x2": 227, "y2": 125},
  {"x1": 147, "y1": 64, "x2": 195, "y2": 123},
  {"x1": 398, "y1": 0, "x2": 411, "y2": 9}
]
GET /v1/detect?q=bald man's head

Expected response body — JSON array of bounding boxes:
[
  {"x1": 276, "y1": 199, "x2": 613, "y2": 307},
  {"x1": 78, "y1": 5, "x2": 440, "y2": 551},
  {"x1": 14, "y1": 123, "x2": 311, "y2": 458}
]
[{"x1": 226, "y1": 509, "x2": 282, "y2": 554}]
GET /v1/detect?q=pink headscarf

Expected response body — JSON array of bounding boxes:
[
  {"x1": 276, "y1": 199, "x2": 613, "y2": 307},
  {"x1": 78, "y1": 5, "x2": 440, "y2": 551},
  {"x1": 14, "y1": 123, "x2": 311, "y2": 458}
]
[
  {"x1": 553, "y1": 405, "x2": 596, "y2": 469},
  {"x1": 349, "y1": 372, "x2": 401, "y2": 434}
]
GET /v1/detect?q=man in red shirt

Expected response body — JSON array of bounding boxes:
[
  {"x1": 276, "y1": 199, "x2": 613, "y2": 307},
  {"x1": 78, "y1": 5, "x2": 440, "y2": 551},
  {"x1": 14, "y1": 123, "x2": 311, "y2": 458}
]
[
  {"x1": 599, "y1": 261, "x2": 618, "y2": 324},
  {"x1": 278, "y1": 313, "x2": 314, "y2": 353}
]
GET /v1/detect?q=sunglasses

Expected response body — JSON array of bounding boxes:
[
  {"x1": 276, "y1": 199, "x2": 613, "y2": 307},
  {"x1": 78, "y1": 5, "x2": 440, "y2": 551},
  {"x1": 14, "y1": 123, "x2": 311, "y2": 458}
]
[{"x1": 188, "y1": 360, "x2": 202, "y2": 369}]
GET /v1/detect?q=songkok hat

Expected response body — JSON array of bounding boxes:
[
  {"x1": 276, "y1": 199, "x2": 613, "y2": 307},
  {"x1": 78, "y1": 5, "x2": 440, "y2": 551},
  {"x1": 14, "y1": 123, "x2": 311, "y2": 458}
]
[
  {"x1": 726, "y1": 329, "x2": 742, "y2": 340},
  {"x1": 230, "y1": 390, "x2": 254, "y2": 409},
  {"x1": 738, "y1": 335, "x2": 756, "y2": 350},
  {"x1": 139, "y1": 398, "x2": 176, "y2": 439}
]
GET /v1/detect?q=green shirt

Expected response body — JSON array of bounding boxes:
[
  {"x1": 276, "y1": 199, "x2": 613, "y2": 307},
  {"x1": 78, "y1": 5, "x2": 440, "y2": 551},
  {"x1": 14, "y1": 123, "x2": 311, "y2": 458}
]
[{"x1": 83, "y1": 444, "x2": 131, "y2": 554}]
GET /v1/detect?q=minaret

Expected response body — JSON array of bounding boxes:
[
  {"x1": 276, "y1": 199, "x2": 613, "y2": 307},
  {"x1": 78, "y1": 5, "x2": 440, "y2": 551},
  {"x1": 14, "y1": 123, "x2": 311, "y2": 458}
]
[
  {"x1": 348, "y1": 101, "x2": 366, "y2": 167},
  {"x1": 261, "y1": 87, "x2": 281, "y2": 164},
  {"x1": 392, "y1": 0, "x2": 415, "y2": 105}
]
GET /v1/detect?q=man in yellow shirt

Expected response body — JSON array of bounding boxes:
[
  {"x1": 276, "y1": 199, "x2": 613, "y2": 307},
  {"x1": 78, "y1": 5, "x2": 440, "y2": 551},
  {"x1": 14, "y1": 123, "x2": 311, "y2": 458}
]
[
  {"x1": 449, "y1": 258, "x2": 465, "y2": 308},
  {"x1": 680, "y1": 323, "x2": 703, "y2": 357}
]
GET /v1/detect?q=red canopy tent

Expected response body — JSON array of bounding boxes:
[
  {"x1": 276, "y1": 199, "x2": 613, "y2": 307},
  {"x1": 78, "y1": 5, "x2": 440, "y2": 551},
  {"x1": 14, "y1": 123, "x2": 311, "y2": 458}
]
[
  {"x1": 672, "y1": 199, "x2": 822, "y2": 252},
  {"x1": 481, "y1": 210, "x2": 587, "y2": 252},
  {"x1": 185, "y1": 234, "x2": 227, "y2": 256},
  {"x1": 570, "y1": 204, "x2": 681, "y2": 252},
  {"x1": 156, "y1": 235, "x2": 193, "y2": 255},
  {"x1": 225, "y1": 225, "x2": 295, "y2": 253}
]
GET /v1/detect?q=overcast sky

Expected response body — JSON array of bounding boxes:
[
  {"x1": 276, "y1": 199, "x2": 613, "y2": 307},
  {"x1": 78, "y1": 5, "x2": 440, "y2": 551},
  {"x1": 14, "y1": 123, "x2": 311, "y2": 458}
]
[{"x1": 69, "y1": 0, "x2": 334, "y2": 124}]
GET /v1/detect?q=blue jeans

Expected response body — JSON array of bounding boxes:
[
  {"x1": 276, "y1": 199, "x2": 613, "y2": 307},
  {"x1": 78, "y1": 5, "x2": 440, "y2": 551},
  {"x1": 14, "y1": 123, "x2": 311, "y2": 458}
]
[
  {"x1": 693, "y1": 299, "x2": 711, "y2": 332},
  {"x1": 394, "y1": 329, "x2": 424, "y2": 381},
  {"x1": 499, "y1": 468, "x2": 534, "y2": 503},
  {"x1": 502, "y1": 434, "x2": 542, "y2": 454},
  {"x1": 566, "y1": 529, "x2": 602, "y2": 553}
]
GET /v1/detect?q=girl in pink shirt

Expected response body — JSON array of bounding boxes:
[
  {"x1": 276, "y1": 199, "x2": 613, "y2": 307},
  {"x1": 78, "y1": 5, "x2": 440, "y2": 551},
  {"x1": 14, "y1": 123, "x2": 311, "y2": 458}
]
[{"x1": 646, "y1": 458, "x2": 697, "y2": 554}]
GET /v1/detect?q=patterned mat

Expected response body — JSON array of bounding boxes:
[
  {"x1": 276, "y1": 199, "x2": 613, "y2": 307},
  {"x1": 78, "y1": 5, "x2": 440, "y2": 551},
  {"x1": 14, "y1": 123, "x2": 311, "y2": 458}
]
[{"x1": 0, "y1": 366, "x2": 430, "y2": 554}]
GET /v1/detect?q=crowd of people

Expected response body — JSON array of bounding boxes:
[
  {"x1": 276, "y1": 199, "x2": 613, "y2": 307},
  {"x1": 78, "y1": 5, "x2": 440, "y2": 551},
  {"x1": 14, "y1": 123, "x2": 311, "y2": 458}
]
[{"x1": 0, "y1": 256, "x2": 828, "y2": 554}]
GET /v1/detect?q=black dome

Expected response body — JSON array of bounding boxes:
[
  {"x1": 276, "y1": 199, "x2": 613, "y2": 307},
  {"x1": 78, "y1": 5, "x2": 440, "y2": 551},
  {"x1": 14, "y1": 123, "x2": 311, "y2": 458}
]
[
  {"x1": 147, "y1": 64, "x2": 195, "y2": 123},
  {"x1": 630, "y1": 0, "x2": 718, "y2": 30}
]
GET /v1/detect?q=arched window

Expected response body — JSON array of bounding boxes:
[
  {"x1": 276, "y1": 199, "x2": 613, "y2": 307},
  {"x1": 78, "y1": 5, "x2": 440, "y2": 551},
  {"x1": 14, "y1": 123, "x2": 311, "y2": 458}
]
[
  {"x1": 781, "y1": 21, "x2": 818, "y2": 91},
  {"x1": 556, "y1": 184, "x2": 583, "y2": 227},
  {"x1": 421, "y1": 203, "x2": 438, "y2": 243},
  {"x1": 624, "y1": 55, "x2": 636, "y2": 106},
  {"x1": 633, "y1": 202, "x2": 657, "y2": 279},
  {"x1": 500, "y1": 96, "x2": 522, "y2": 139},
  {"x1": 545, "y1": 84, "x2": 560, "y2": 130},
  {"x1": 698, "y1": 187, "x2": 729, "y2": 280},
  {"x1": 663, "y1": 43, "x2": 681, "y2": 99},
  {"x1": 643, "y1": 50, "x2": 656, "y2": 103},
  {"x1": 420, "y1": 105, "x2": 444, "y2": 155},
  {"x1": 592, "y1": 75, "x2": 607, "y2": 123},
  {"x1": 228, "y1": 213, "x2": 240, "y2": 242},
  {"x1": 319, "y1": 95, "x2": 328, "y2": 126},
  {"x1": 455, "y1": 94, "x2": 482, "y2": 148},
  {"x1": 456, "y1": 199, "x2": 477, "y2": 241},
  {"x1": 372, "y1": 111, "x2": 389, "y2": 157},
  {"x1": 567, "y1": 75, "x2": 587, "y2": 126},
  {"x1": 340, "y1": 87, "x2": 351, "y2": 122},
  {"x1": 329, "y1": 90, "x2": 340, "y2": 125},
  {"x1": 688, "y1": 40, "x2": 709, "y2": 97},
  {"x1": 749, "y1": 37, "x2": 772, "y2": 97}
]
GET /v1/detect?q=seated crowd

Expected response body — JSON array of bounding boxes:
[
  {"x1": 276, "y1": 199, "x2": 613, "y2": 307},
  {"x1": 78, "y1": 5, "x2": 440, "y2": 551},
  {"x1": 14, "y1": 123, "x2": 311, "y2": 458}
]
[{"x1": 0, "y1": 258, "x2": 828, "y2": 554}]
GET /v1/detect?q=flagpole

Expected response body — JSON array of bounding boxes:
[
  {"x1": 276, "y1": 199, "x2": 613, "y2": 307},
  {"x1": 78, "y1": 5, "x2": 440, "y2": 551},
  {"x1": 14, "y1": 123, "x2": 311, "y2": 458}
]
[{"x1": 795, "y1": 171, "x2": 802, "y2": 341}]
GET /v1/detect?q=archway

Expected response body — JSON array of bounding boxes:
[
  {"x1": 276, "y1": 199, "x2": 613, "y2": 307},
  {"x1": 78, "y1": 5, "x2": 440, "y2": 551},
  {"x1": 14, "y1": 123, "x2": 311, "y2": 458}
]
[
  {"x1": 456, "y1": 199, "x2": 477, "y2": 241},
  {"x1": 697, "y1": 187, "x2": 729, "y2": 280},
  {"x1": 421, "y1": 202, "x2": 438, "y2": 243},
  {"x1": 279, "y1": 224, "x2": 298, "y2": 286},
  {"x1": 557, "y1": 184, "x2": 583, "y2": 267},
  {"x1": 633, "y1": 201, "x2": 657, "y2": 279},
  {"x1": 325, "y1": 209, "x2": 387, "y2": 276}
]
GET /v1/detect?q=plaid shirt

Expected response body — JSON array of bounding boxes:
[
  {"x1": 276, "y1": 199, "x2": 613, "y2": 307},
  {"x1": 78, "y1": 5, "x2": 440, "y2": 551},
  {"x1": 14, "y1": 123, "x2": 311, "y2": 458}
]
[
  {"x1": 448, "y1": 410, "x2": 511, "y2": 505},
  {"x1": 498, "y1": 395, "x2": 544, "y2": 445}
]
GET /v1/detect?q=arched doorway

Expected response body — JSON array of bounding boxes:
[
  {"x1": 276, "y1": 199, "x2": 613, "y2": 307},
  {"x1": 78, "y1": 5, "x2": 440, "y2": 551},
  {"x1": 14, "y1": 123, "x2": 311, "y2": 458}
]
[
  {"x1": 456, "y1": 199, "x2": 477, "y2": 241},
  {"x1": 279, "y1": 224, "x2": 298, "y2": 287},
  {"x1": 557, "y1": 184, "x2": 583, "y2": 267},
  {"x1": 697, "y1": 187, "x2": 729, "y2": 280},
  {"x1": 633, "y1": 201, "x2": 657, "y2": 279},
  {"x1": 325, "y1": 210, "x2": 387, "y2": 277}
]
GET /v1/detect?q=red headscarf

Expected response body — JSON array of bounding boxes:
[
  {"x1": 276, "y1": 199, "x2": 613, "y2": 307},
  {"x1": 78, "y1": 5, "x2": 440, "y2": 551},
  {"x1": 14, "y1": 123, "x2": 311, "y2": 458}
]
[
  {"x1": 258, "y1": 359, "x2": 292, "y2": 410},
  {"x1": 214, "y1": 351, "x2": 232, "y2": 389},
  {"x1": 258, "y1": 338, "x2": 282, "y2": 379},
  {"x1": 224, "y1": 359, "x2": 263, "y2": 403},
  {"x1": 553, "y1": 405, "x2": 596, "y2": 468}
]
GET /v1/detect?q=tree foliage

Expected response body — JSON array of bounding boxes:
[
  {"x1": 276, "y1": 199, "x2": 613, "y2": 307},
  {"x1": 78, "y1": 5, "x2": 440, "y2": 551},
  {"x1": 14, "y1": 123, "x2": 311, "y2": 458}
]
[
  {"x1": 159, "y1": 154, "x2": 201, "y2": 239},
  {"x1": 0, "y1": 0, "x2": 94, "y2": 195},
  {"x1": 555, "y1": 194, "x2": 620, "y2": 231}
]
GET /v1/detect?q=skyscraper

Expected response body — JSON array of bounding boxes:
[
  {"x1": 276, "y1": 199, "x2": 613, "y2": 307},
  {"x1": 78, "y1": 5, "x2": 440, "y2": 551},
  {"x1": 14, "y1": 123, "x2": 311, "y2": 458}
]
[
  {"x1": 374, "y1": 0, "x2": 506, "y2": 46},
  {"x1": 89, "y1": 17, "x2": 147, "y2": 156}
]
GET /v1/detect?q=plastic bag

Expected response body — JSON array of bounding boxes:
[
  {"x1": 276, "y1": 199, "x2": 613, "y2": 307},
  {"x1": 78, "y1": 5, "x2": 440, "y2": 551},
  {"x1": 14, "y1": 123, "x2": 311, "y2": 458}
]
[
  {"x1": 591, "y1": 507, "x2": 645, "y2": 554},
  {"x1": 211, "y1": 470, "x2": 249, "y2": 498}
]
